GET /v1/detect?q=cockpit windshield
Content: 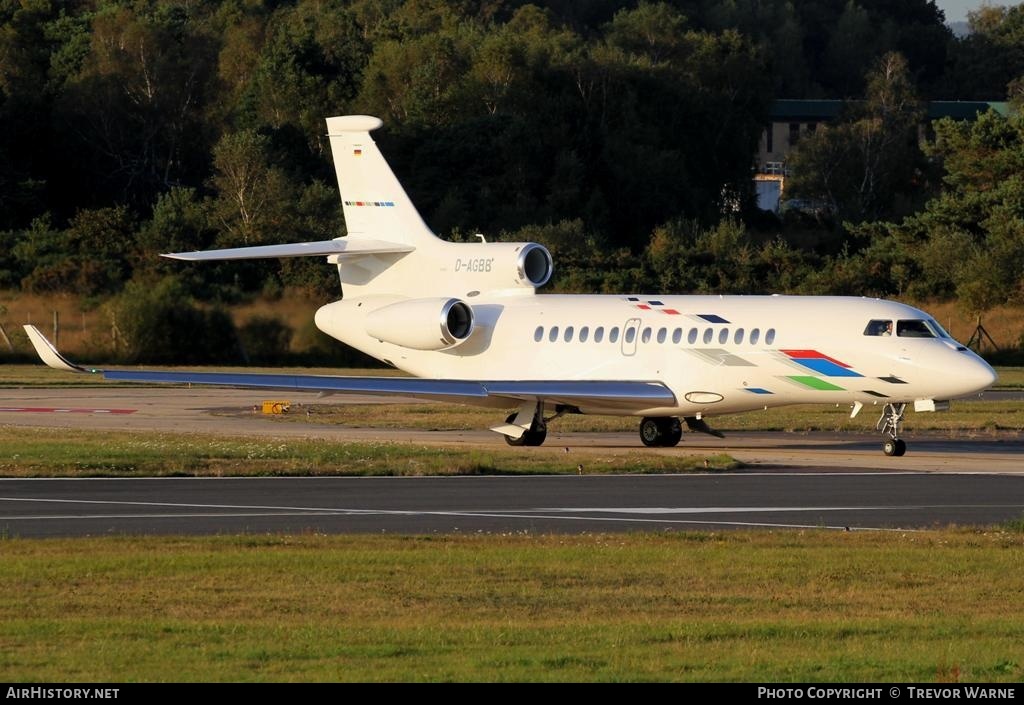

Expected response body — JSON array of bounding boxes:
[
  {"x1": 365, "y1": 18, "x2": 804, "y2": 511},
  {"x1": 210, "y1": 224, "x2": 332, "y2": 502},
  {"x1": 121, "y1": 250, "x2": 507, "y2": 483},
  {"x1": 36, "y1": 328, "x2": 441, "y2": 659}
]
[{"x1": 865, "y1": 319, "x2": 950, "y2": 339}]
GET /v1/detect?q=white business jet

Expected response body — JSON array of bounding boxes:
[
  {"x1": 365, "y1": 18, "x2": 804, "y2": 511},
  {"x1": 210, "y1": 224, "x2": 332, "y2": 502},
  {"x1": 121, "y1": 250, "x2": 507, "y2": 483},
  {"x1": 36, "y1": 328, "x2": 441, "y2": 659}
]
[{"x1": 25, "y1": 115, "x2": 997, "y2": 456}]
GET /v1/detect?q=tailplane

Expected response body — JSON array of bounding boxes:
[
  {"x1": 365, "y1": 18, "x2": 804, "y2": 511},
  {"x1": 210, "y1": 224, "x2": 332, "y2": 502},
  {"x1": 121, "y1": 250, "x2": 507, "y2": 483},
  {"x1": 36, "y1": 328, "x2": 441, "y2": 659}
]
[{"x1": 162, "y1": 115, "x2": 551, "y2": 299}]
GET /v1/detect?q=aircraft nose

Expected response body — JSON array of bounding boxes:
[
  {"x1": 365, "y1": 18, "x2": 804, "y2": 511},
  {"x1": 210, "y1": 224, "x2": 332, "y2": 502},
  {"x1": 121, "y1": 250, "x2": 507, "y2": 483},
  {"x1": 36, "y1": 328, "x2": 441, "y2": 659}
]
[{"x1": 956, "y1": 356, "x2": 997, "y2": 397}]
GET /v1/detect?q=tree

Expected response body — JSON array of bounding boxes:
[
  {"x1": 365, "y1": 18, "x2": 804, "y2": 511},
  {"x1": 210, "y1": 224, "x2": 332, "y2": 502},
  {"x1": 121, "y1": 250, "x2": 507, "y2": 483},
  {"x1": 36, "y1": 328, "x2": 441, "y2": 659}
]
[
  {"x1": 839, "y1": 109, "x2": 1024, "y2": 310},
  {"x1": 944, "y1": 3, "x2": 1024, "y2": 99},
  {"x1": 106, "y1": 276, "x2": 239, "y2": 363},
  {"x1": 57, "y1": 3, "x2": 218, "y2": 208},
  {"x1": 787, "y1": 52, "x2": 924, "y2": 222},
  {"x1": 208, "y1": 129, "x2": 294, "y2": 247}
]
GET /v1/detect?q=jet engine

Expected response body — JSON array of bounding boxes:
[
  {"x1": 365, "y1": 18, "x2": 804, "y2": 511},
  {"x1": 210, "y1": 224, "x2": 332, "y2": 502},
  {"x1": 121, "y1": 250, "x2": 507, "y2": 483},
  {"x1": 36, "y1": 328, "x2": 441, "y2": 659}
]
[{"x1": 364, "y1": 297, "x2": 474, "y2": 351}]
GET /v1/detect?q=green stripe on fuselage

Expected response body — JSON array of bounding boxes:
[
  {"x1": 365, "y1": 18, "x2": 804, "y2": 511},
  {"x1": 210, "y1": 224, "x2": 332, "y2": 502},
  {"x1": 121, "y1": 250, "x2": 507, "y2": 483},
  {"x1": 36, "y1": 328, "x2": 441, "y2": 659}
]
[{"x1": 788, "y1": 376, "x2": 844, "y2": 391}]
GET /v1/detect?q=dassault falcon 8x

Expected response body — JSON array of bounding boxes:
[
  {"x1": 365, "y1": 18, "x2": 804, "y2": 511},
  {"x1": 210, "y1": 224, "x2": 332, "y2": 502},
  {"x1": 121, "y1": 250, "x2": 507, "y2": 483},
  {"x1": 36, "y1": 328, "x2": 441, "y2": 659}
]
[{"x1": 25, "y1": 115, "x2": 997, "y2": 456}]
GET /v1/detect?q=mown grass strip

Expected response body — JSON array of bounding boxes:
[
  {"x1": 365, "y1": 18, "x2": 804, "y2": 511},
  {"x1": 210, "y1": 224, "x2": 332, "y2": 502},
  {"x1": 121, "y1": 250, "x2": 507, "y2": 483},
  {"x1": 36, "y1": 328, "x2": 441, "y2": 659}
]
[
  {"x1": 274, "y1": 398, "x2": 1024, "y2": 434},
  {"x1": 1, "y1": 531, "x2": 1022, "y2": 682},
  {"x1": 0, "y1": 426, "x2": 737, "y2": 477}
]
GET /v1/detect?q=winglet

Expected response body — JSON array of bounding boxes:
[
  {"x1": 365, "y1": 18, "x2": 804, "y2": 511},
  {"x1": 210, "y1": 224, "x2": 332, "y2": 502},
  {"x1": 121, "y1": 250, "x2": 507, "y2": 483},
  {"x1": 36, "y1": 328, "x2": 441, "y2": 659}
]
[{"x1": 22, "y1": 325, "x2": 92, "y2": 373}]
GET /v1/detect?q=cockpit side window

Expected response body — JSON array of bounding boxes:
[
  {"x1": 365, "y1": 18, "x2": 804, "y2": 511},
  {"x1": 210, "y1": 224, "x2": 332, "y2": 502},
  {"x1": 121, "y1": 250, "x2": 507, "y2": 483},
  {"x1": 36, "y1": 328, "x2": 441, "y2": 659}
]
[
  {"x1": 864, "y1": 320, "x2": 893, "y2": 336},
  {"x1": 897, "y1": 320, "x2": 937, "y2": 338},
  {"x1": 927, "y1": 319, "x2": 952, "y2": 339}
]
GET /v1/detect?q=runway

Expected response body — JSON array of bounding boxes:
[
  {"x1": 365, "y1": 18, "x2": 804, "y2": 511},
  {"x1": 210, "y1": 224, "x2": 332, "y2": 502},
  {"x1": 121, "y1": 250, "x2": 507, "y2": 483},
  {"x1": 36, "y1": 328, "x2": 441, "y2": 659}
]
[{"x1": 2, "y1": 473, "x2": 1023, "y2": 537}]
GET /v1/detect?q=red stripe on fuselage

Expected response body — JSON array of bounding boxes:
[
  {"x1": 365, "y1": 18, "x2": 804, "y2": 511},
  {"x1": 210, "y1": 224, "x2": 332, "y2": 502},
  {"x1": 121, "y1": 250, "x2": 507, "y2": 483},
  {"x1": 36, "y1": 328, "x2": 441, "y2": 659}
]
[{"x1": 780, "y1": 349, "x2": 852, "y2": 368}]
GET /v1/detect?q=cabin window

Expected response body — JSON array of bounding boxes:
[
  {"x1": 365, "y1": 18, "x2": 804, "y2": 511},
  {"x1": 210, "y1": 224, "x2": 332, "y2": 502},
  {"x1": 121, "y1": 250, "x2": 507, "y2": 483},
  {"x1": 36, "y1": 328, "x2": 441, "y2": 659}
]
[
  {"x1": 765, "y1": 328, "x2": 776, "y2": 345},
  {"x1": 688, "y1": 328, "x2": 698, "y2": 344},
  {"x1": 564, "y1": 326, "x2": 574, "y2": 342},
  {"x1": 718, "y1": 328, "x2": 729, "y2": 344},
  {"x1": 897, "y1": 320, "x2": 937, "y2": 338},
  {"x1": 864, "y1": 320, "x2": 893, "y2": 337},
  {"x1": 734, "y1": 328, "x2": 745, "y2": 344},
  {"x1": 641, "y1": 327, "x2": 652, "y2": 343},
  {"x1": 703, "y1": 328, "x2": 713, "y2": 344},
  {"x1": 750, "y1": 328, "x2": 760, "y2": 345},
  {"x1": 579, "y1": 326, "x2": 589, "y2": 342},
  {"x1": 672, "y1": 328, "x2": 682, "y2": 344},
  {"x1": 594, "y1": 326, "x2": 605, "y2": 343},
  {"x1": 548, "y1": 326, "x2": 559, "y2": 342},
  {"x1": 609, "y1": 327, "x2": 620, "y2": 343},
  {"x1": 534, "y1": 326, "x2": 543, "y2": 342},
  {"x1": 657, "y1": 328, "x2": 667, "y2": 344},
  {"x1": 625, "y1": 327, "x2": 636, "y2": 344}
]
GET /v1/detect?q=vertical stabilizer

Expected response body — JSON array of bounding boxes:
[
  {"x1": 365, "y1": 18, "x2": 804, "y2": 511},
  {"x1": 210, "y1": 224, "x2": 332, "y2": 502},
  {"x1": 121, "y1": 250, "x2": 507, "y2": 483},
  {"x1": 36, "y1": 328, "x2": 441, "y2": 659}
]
[{"x1": 326, "y1": 115, "x2": 438, "y2": 247}]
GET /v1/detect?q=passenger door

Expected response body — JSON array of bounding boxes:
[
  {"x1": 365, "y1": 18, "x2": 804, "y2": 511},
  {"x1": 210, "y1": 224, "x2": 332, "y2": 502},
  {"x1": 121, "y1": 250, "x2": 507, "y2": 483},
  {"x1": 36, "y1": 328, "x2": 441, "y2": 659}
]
[{"x1": 621, "y1": 317, "x2": 640, "y2": 356}]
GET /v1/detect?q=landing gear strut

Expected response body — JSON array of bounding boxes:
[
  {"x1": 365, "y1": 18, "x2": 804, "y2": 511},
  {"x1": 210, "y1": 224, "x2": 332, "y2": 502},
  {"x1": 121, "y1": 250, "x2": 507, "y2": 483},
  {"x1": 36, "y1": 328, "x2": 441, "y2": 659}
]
[
  {"x1": 877, "y1": 402, "x2": 907, "y2": 457},
  {"x1": 639, "y1": 417, "x2": 683, "y2": 447},
  {"x1": 503, "y1": 410, "x2": 547, "y2": 446}
]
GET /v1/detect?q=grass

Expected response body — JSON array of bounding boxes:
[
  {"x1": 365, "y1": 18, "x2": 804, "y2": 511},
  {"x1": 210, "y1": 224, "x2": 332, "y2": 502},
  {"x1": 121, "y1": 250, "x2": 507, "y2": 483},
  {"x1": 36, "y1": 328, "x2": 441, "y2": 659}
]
[
  {"x1": 276, "y1": 397, "x2": 1024, "y2": 434},
  {"x1": 1, "y1": 531, "x2": 1023, "y2": 681},
  {"x1": 0, "y1": 426, "x2": 737, "y2": 477}
]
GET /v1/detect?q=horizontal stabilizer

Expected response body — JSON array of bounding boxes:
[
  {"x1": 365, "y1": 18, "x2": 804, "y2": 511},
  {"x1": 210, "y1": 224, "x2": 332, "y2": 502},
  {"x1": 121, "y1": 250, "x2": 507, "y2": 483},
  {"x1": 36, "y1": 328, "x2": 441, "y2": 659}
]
[{"x1": 162, "y1": 239, "x2": 413, "y2": 261}]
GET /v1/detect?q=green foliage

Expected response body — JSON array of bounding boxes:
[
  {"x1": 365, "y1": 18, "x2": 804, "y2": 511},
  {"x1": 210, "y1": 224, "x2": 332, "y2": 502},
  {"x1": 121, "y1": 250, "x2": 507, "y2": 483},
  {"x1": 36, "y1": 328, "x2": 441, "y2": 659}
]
[
  {"x1": 643, "y1": 218, "x2": 818, "y2": 295},
  {"x1": 787, "y1": 52, "x2": 926, "y2": 223},
  {"x1": 844, "y1": 109, "x2": 1024, "y2": 311},
  {"x1": 14, "y1": 207, "x2": 134, "y2": 296},
  {"x1": 0, "y1": 0, "x2": 1018, "y2": 317},
  {"x1": 237, "y1": 314, "x2": 292, "y2": 364},
  {"x1": 106, "y1": 277, "x2": 240, "y2": 364}
]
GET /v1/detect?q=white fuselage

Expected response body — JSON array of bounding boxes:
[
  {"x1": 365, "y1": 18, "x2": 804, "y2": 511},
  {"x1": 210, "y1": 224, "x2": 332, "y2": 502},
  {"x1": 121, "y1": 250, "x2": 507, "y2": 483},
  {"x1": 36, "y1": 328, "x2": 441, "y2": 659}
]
[{"x1": 315, "y1": 293, "x2": 996, "y2": 417}]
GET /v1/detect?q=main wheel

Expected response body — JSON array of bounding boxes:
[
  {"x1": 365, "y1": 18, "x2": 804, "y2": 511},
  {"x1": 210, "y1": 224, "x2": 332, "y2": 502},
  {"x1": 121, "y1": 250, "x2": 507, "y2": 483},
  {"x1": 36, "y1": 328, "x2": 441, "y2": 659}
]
[
  {"x1": 640, "y1": 417, "x2": 663, "y2": 447},
  {"x1": 522, "y1": 425, "x2": 547, "y2": 446},
  {"x1": 893, "y1": 438, "x2": 906, "y2": 456},
  {"x1": 662, "y1": 417, "x2": 683, "y2": 447}
]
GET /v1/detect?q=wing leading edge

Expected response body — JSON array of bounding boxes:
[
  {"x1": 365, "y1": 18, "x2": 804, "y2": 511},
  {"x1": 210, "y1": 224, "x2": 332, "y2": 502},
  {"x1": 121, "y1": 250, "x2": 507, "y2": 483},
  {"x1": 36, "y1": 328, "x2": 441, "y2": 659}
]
[{"x1": 22, "y1": 326, "x2": 675, "y2": 413}]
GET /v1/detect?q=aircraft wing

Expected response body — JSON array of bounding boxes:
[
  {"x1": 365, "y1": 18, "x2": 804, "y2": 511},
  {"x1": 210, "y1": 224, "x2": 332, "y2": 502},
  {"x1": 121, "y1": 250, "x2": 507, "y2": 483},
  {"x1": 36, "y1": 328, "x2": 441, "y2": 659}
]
[{"x1": 22, "y1": 325, "x2": 675, "y2": 412}]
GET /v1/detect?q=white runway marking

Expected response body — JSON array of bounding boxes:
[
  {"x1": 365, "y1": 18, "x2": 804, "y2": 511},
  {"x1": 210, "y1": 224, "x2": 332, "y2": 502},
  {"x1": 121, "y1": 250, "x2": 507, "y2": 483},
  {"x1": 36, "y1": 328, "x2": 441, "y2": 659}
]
[{"x1": 2, "y1": 495, "x2": 996, "y2": 531}]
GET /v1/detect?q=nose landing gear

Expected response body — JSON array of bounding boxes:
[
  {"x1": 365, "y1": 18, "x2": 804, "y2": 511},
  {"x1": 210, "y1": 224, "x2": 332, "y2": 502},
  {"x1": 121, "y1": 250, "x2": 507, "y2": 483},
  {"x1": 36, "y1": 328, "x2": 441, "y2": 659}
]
[{"x1": 877, "y1": 403, "x2": 907, "y2": 456}]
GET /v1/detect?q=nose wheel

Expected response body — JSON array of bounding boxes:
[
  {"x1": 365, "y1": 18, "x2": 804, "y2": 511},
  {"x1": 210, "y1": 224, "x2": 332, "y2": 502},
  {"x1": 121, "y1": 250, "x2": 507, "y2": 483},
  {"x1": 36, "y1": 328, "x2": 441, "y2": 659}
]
[{"x1": 877, "y1": 403, "x2": 907, "y2": 456}]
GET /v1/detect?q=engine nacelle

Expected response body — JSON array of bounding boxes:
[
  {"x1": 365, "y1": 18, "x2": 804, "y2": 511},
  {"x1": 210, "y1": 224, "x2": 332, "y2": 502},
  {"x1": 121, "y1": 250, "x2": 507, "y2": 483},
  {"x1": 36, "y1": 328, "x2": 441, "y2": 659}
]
[
  {"x1": 364, "y1": 297, "x2": 474, "y2": 350},
  {"x1": 444, "y1": 241, "x2": 553, "y2": 290},
  {"x1": 514, "y1": 242, "x2": 554, "y2": 288}
]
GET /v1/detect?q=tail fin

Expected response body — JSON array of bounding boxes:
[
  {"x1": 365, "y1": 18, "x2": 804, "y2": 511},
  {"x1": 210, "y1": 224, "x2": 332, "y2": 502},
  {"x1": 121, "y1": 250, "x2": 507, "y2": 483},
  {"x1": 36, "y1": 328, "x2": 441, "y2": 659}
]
[{"x1": 326, "y1": 115, "x2": 439, "y2": 247}]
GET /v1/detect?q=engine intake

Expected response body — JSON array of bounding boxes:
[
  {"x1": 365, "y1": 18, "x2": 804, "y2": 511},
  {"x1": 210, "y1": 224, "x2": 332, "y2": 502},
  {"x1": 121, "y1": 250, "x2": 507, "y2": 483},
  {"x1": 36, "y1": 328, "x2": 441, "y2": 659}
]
[
  {"x1": 517, "y1": 243, "x2": 553, "y2": 287},
  {"x1": 365, "y1": 297, "x2": 475, "y2": 350}
]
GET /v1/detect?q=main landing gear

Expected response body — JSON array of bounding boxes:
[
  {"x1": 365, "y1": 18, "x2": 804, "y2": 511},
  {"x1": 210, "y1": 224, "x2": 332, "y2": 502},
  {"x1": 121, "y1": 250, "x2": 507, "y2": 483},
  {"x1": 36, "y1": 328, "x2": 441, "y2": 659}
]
[
  {"x1": 639, "y1": 417, "x2": 683, "y2": 447},
  {"x1": 877, "y1": 402, "x2": 907, "y2": 457},
  {"x1": 503, "y1": 411, "x2": 547, "y2": 446}
]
